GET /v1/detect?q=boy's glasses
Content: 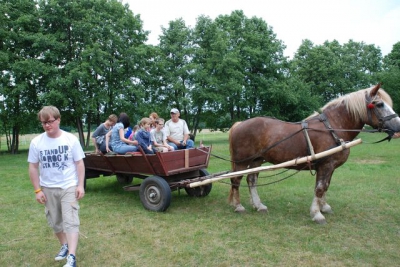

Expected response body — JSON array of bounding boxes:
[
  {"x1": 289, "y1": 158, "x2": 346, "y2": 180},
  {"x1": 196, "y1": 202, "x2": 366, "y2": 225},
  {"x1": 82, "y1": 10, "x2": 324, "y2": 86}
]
[{"x1": 41, "y1": 119, "x2": 57, "y2": 126}]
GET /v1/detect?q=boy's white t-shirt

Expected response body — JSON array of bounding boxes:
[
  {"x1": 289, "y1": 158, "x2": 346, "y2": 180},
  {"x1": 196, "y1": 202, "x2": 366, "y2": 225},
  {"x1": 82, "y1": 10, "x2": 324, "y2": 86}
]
[
  {"x1": 28, "y1": 131, "x2": 85, "y2": 189},
  {"x1": 150, "y1": 128, "x2": 166, "y2": 144}
]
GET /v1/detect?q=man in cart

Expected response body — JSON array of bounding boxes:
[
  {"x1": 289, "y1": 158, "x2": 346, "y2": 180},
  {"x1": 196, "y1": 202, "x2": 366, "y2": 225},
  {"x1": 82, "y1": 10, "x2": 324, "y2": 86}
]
[{"x1": 165, "y1": 108, "x2": 194, "y2": 150}]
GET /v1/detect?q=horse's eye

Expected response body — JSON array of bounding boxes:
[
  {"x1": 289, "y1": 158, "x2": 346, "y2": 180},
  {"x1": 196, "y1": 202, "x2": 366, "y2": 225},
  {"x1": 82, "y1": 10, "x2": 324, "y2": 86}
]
[{"x1": 376, "y1": 102, "x2": 384, "y2": 108}]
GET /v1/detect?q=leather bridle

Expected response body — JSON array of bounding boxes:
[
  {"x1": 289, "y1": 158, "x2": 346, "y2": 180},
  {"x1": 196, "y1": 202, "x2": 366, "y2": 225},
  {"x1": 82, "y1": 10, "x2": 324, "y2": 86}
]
[{"x1": 365, "y1": 93, "x2": 399, "y2": 136}]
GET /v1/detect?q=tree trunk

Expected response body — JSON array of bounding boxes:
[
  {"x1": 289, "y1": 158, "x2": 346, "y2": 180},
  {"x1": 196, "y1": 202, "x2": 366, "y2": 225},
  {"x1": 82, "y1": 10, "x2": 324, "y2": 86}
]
[
  {"x1": 10, "y1": 125, "x2": 19, "y2": 154},
  {"x1": 76, "y1": 117, "x2": 85, "y2": 147}
]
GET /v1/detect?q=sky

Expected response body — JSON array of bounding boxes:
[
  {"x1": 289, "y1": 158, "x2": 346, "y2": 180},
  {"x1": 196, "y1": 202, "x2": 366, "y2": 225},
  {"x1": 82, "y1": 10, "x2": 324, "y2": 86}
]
[{"x1": 122, "y1": 0, "x2": 400, "y2": 59}]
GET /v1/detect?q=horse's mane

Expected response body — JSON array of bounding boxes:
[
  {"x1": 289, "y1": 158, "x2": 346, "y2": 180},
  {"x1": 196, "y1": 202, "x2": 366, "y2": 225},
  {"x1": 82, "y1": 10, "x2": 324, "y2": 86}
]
[{"x1": 307, "y1": 86, "x2": 393, "y2": 121}]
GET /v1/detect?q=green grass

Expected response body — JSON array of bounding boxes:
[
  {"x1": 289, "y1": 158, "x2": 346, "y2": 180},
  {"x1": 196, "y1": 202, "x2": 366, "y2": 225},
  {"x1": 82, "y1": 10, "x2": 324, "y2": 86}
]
[{"x1": 0, "y1": 132, "x2": 399, "y2": 266}]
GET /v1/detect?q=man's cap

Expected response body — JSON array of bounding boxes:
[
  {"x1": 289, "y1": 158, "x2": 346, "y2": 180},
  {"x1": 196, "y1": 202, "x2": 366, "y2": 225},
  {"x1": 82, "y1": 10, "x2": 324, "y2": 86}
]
[{"x1": 170, "y1": 108, "x2": 179, "y2": 114}]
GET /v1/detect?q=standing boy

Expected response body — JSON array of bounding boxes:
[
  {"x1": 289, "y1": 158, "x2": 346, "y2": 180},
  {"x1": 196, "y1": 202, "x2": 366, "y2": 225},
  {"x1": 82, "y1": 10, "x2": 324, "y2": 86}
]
[{"x1": 28, "y1": 106, "x2": 85, "y2": 267}]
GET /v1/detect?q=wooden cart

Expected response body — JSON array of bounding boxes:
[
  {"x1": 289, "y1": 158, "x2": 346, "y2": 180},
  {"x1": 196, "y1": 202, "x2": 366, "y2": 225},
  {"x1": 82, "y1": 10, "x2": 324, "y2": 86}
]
[
  {"x1": 84, "y1": 139, "x2": 362, "y2": 212},
  {"x1": 83, "y1": 147, "x2": 212, "y2": 212}
]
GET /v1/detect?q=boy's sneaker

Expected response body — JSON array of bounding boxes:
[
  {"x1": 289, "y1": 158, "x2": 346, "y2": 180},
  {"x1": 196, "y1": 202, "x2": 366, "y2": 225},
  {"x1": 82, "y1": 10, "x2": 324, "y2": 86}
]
[
  {"x1": 63, "y1": 254, "x2": 76, "y2": 267},
  {"x1": 55, "y1": 244, "x2": 68, "y2": 261}
]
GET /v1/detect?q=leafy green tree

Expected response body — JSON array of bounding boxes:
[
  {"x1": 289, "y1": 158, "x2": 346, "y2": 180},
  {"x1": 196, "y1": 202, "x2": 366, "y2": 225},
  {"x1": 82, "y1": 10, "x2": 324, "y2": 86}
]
[
  {"x1": 378, "y1": 42, "x2": 400, "y2": 112},
  {"x1": 212, "y1": 11, "x2": 247, "y2": 122},
  {"x1": 342, "y1": 40, "x2": 382, "y2": 88},
  {"x1": 157, "y1": 18, "x2": 193, "y2": 123},
  {"x1": 292, "y1": 39, "x2": 382, "y2": 104},
  {"x1": 383, "y1": 42, "x2": 400, "y2": 68},
  {"x1": 37, "y1": 0, "x2": 148, "y2": 146},
  {"x1": 239, "y1": 15, "x2": 287, "y2": 119},
  {"x1": 260, "y1": 77, "x2": 320, "y2": 121},
  {"x1": 191, "y1": 15, "x2": 227, "y2": 133},
  {"x1": 0, "y1": 0, "x2": 44, "y2": 153}
]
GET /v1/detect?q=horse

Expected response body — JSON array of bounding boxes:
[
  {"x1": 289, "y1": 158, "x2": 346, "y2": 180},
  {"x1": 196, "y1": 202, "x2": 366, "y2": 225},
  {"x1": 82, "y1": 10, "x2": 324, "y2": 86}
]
[{"x1": 228, "y1": 84, "x2": 400, "y2": 224}]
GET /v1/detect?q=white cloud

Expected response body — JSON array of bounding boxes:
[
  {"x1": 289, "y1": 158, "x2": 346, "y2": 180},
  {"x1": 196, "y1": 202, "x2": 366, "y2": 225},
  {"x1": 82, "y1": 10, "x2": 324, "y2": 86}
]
[{"x1": 123, "y1": 0, "x2": 400, "y2": 58}]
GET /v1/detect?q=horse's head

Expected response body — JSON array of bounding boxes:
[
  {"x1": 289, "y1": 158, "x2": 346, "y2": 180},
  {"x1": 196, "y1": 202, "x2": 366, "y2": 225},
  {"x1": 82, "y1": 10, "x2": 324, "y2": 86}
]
[{"x1": 365, "y1": 83, "x2": 400, "y2": 137}]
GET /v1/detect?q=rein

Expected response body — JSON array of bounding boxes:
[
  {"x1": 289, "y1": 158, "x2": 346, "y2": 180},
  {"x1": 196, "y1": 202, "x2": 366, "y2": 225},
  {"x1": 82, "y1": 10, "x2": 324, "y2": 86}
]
[
  {"x1": 220, "y1": 164, "x2": 313, "y2": 187},
  {"x1": 229, "y1": 128, "x2": 305, "y2": 164},
  {"x1": 304, "y1": 126, "x2": 394, "y2": 144}
]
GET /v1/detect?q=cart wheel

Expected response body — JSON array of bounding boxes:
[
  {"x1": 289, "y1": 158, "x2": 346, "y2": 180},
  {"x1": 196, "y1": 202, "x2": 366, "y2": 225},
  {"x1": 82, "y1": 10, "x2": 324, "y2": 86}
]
[
  {"x1": 185, "y1": 168, "x2": 212, "y2": 197},
  {"x1": 116, "y1": 174, "x2": 134, "y2": 184},
  {"x1": 140, "y1": 176, "x2": 171, "y2": 212}
]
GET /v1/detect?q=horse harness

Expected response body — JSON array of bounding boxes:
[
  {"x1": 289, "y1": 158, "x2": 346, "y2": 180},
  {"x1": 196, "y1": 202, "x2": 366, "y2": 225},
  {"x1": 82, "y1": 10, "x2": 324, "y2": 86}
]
[
  {"x1": 301, "y1": 113, "x2": 346, "y2": 161},
  {"x1": 301, "y1": 93, "x2": 400, "y2": 155}
]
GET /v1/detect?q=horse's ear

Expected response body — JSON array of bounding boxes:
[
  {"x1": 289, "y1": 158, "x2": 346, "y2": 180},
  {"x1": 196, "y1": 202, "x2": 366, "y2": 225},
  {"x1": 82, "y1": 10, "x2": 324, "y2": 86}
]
[{"x1": 370, "y1": 83, "x2": 381, "y2": 97}]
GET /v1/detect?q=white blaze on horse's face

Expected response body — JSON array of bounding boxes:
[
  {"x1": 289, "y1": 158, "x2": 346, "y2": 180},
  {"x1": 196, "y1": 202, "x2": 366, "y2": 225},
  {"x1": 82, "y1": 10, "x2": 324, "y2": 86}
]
[{"x1": 373, "y1": 100, "x2": 400, "y2": 132}]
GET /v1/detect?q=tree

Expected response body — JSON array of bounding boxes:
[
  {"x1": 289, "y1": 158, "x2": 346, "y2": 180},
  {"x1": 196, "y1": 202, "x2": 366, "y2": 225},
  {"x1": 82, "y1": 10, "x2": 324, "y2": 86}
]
[
  {"x1": 292, "y1": 39, "x2": 382, "y2": 104},
  {"x1": 383, "y1": 42, "x2": 400, "y2": 68},
  {"x1": 378, "y1": 42, "x2": 400, "y2": 112},
  {"x1": 157, "y1": 18, "x2": 193, "y2": 123},
  {"x1": 191, "y1": 15, "x2": 227, "y2": 133},
  {"x1": 212, "y1": 10, "x2": 288, "y2": 122},
  {"x1": 37, "y1": 0, "x2": 148, "y2": 146},
  {"x1": 0, "y1": 0, "x2": 44, "y2": 154}
]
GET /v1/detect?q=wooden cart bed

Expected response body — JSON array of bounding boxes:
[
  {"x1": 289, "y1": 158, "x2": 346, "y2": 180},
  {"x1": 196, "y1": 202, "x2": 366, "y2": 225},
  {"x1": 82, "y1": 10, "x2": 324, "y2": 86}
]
[{"x1": 84, "y1": 146, "x2": 211, "y2": 178}]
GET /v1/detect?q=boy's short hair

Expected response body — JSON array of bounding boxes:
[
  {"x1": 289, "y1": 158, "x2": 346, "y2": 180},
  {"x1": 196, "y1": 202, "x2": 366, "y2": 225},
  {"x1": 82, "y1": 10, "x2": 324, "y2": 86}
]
[
  {"x1": 38, "y1": 106, "x2": 61, "y2": 121},
  {"x1": 139, "y1": 117, "x2": 152, "y2": 126},
  {"x1": 155, "y1": 118, "x2": 165, "y2": 124},
  {"x1": 108, "y1": 114, "x2": 118, "y2": 123}
]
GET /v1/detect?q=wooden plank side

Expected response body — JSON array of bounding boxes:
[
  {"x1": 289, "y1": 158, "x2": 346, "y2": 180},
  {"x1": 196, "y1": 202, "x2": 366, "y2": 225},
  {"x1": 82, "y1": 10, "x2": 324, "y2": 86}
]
[
  {"x1": 188, "y1": 148, "x2": 209, "y2": 167},
  {"x1": 104, "y1": 156, "x2": 133, "y2": 173},
  {"x1": 84, "y1": 153, "x2": 114, "y2": 172},
  {"x1": 156, "y1": 147, "x2": 211, "y2": 175},
  {"x1": 147, "y1": 155, "x2": 167, "y2": 176},
  {"x1": 157, "y1": 150, "x2": 185, "y2": 171},
  {"x1": 124, "y1": 155, "x2": 154, "y2": 174}
]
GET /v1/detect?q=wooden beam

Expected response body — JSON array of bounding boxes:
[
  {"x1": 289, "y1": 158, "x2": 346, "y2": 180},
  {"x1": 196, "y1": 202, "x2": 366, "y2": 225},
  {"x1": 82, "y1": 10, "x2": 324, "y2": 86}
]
[{"x1": 189, "y1": 138, "x2": 362, "y2": 188}]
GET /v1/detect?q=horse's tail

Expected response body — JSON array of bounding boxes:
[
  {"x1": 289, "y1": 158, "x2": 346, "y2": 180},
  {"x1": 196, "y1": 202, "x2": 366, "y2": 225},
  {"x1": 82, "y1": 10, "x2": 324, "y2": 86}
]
[{"x1": 229, "y1": 121, "x2": 242, "y2": 170}]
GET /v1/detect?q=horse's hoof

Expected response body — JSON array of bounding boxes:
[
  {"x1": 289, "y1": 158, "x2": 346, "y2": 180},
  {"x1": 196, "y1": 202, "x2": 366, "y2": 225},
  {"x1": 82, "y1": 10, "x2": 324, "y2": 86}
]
[
  {"x1": 234, "y1": 205, "x2": 246, "y2": 213},
  {"x1": 312, "y1": 213, "x2": 327, "y2": 224},
  {"x1": 321, "y1": 204, "x2": 333, "y2": 214},
  {"x1": 257, "y1": 206, "x2": 268, "y2": 213}
]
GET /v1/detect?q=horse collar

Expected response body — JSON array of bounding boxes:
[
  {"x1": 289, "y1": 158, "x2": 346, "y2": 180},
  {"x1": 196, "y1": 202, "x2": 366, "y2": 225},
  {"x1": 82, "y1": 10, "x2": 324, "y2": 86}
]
[{"x1": 318, "y1": 113, "x2": 343, "y2": 146}]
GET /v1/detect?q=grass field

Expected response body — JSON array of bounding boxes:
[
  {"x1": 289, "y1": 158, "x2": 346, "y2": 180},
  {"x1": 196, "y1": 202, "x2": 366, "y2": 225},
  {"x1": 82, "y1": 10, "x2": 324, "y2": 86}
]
[{"x1": 0, "y1": 131, "x2": 399, "y2": 266}]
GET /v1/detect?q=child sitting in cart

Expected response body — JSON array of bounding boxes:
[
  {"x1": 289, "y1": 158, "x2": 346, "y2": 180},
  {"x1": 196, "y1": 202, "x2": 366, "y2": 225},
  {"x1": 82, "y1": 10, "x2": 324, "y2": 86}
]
[
  {"x1": 135, "y1": 118, "x2": 154, "y2": 154},
  {"x1": 151, "y1": 118, "x2": 174, "y2": 153}
]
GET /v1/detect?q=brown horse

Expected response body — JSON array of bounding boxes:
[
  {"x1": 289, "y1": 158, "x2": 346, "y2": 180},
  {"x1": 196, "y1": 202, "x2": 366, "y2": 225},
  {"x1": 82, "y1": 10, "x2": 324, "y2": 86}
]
[{"x1": 228, "y1": 84, "x2": 400, "y2": 224}]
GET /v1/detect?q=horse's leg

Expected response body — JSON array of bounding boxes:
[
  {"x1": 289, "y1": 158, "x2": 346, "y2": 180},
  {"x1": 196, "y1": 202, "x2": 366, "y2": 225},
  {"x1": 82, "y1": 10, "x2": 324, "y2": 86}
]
[
  {"x1": 247, "y1": 172, "x2": 268, "y2": 212},
  {"x1": 228, "y1": 175, "x2": 246, "y2": 212},
  {"x1": 320, "y1": 191, "x2": 333, "y2": 214},
  {"x1": 310, "y1": 167, "x2": 334, "y2": 224}
]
